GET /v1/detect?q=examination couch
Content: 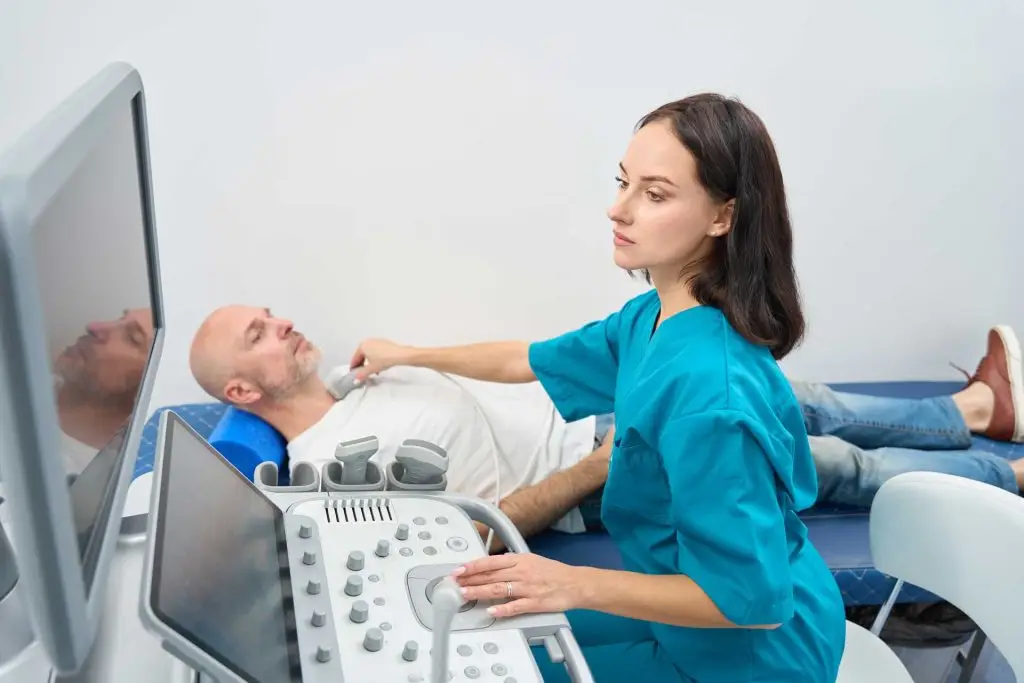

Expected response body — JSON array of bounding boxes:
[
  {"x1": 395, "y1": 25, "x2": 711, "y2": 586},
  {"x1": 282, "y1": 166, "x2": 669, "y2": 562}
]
[{"x1": 132, "y1": 381, "x2": 1024, "y2": 609}]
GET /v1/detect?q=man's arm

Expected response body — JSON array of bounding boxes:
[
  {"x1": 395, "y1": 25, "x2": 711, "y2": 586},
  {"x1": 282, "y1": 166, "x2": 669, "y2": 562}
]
[{"x1": 476, "y1": 432, "x2": 613, "y2": 552}]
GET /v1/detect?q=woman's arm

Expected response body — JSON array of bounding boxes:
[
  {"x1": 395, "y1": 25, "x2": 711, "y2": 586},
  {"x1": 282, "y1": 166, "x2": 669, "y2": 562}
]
[{"x1": 350, "y1": 338, "x2": 535, "y2": 384}]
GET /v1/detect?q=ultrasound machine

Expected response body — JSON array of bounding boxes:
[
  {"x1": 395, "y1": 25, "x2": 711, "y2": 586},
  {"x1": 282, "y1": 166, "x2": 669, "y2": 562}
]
[{"x1": 0, "y1": 63, "x2": 593, "y2": 683}]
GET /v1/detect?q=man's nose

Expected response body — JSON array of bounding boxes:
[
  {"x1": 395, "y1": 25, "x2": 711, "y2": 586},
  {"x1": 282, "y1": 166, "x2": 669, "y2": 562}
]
[{"x1": 271, "y1": 318, "x2": 294, "y2": 337}]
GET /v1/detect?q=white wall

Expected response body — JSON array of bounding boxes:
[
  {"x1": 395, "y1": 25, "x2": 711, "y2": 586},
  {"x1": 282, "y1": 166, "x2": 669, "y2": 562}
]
[{"x1": 2, "y1": 0, "x2": 1022, "y2": 411}]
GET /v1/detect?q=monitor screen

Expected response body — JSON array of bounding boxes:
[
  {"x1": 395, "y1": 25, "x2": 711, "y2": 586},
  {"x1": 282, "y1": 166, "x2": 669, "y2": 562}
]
[
  {"x1": 30, "y1": 98, "x2": 156, "y2": 592},
  {"x1": 150, "y1": 413, "x2": 302, "y2": 683}
]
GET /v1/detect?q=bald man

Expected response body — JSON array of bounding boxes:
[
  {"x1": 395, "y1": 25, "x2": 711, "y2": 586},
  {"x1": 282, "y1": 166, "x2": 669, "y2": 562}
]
[
  {"x1": 54, "y1": 307, "x2": 154, "y2": 474},
  {"x1": 189, "y1": 306, "x2": 611, "y2": 543}
]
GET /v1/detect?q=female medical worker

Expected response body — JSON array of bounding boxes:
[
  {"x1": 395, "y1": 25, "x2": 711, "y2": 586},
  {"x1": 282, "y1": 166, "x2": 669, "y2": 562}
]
[{"x1": 350, "y1": 94, "x2": 847, "y2": 682}]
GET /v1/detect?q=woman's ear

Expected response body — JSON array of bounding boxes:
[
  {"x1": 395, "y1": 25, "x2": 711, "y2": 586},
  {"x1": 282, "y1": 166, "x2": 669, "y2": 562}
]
[{"x1": 709, "y1": 198, "x2": 735, "y2": 237}]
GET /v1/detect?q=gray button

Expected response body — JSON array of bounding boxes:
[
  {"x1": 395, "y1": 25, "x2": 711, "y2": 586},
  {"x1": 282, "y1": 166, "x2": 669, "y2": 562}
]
[
  {"x1": 400, "y1": 547, "x2": 414, "y2": 557},
  {"x1": 418, "y1": 531, "x2": 431, "y2": 540},
  {"x1": 465, "y1": 666, "x2": 480, "y2": 679},
  {"x1": 457, "y1": 644, "x2": 472, "y2": 656},
  {"x1": 306, "y1": 579, "x2": 321, "y2": 595},
  {"x1": 413, "y1": 516, "x2": 426, "y2": 525},
  {"x1": 311, "y1": 610, "x2": 326, "y2": 627},
  {"x1": 423, "y1": 546, "x2": 437, "y2": 556},
  {"x1": 483, "y1": 642, "x2": 499, "y2": 654},
  {"x1": 408, "y1": 675, "x2": 423, "y2": 683},
  {"x1": 302, "y1": 550, "x2": 317, "y2": 565},
  {"x1": 381, "y1": 622, "x2": 392, "y2": 631},
  {"x1": 368, "y1": 574, "x2": 380, "y2": 583},
  {"x1": 395, "y1": 523, "x2": 410, "y2": 540},
  {"x1": 376, "y1": 539, "x2": 390, "y2": 557},
  {"x1": 345, "y1": 575, "x2": 363, "y2": 596},
  {"x1": 446, "y1": 537, "x2": 468, "y2": 552},
  {"x1": 299, "y1": 523, "x2": 312, "y2": 538},
  {"x1": 435, "y1": 516, "x2": 448, "y2": 525},
  {"x1": 349, "y1": 600, "x2": 369, "y2": 623},
  {"x1": 492, "y1": 664, "x2": 508, "y2": 675},
  {"x1": 316, "y1": 646, "x2": 332, "y2": 662},
  {"x1": 363, "y1": 627, "x2": 384, "y2": 652},
  {"x1": 402, "y1": 640, "x2": 419, "y2": 661},
  {"x1": 505, "y1": 678, "x2": 517, "y2": 683},
  {"x1": 347, "y1": 550, "x2": 365, "y2": 571},
  {"x1": 374, "y1": 597, "x2": 386, "y2": 606}
]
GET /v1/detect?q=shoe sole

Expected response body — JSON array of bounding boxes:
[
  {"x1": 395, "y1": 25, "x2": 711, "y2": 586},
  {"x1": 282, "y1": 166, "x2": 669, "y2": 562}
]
[{"x1": 993, "y1": 324, "x2": 1024, "y2": 442}]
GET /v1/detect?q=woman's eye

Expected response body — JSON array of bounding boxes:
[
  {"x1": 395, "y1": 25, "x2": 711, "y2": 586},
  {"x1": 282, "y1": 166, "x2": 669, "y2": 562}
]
[
  {"x1": 646, "y1": 190, "x2": 664, "y2": 202},
  {"x1": 614, "y1": 175, "x2": 628, "y2": 189}
]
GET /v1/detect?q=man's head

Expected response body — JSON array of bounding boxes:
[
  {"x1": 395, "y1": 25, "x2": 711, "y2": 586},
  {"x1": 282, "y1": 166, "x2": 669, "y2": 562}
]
[
  {"x1": 54, "y1": 307, "x2": 154, "y2": 404},
  {"x1": 190, "y1": 306, "x2": 322, "y2": 407}
]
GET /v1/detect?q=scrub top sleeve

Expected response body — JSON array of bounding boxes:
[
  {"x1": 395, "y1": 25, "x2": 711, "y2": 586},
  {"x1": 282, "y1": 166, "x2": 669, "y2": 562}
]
[
  {"x1": 659, "y1": 409, "x2": 795, "y2": 627},
  {"x1": 527, "y1": 311, "x2": 621, "y2": 423}
]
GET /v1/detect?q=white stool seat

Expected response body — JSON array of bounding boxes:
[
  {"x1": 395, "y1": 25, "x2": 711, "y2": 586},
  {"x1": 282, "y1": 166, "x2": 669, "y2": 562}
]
[{"x1": 836, "y1": 621, "x2": 912, "y2": 683}]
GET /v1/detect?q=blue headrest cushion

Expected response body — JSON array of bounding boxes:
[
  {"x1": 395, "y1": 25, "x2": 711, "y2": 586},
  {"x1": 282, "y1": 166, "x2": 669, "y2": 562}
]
[{"x1": 208, "y1": 406, "x2": 288, "y2": 483}]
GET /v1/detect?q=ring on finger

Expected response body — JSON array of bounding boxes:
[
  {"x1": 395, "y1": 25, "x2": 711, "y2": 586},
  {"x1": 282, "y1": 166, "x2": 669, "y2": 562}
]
[{"x1": 505, "y1": 581, "x2": 513, "y2": 600}]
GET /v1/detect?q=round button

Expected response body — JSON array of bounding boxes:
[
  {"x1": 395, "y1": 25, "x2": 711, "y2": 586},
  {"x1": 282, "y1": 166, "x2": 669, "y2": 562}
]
[
  {"x1": 465, "y1": 666, "x2": 480, "y2": 679},
  {"x1": 446, "y1": 537, "x2": 468, "y2": 552},
  {"x1": 345, "y1": 575, "x2": 364, "y2": 596},
  {"x1": 347, "y1": 550, "x2": 365, "y2": 571},
  {"x1": 402, "y1": 640, "x2": 419, "y2": 662},
  {"x1": 374, "y1": 597, "x2": 386, "y2": 606},
  {"x1": 435, "y1": 516, "x2": 448, "y2": 525},
  {"x1": 369, "y1": 574, "x2": 380, "y2": 583},
  {"x1": 423, "y1": 546, "x2": 437, "y2": 556},
  {"x1": 408, "y1": 675, "x2": 423, "y2": 683},
  {"x1": 492, "y1": 664, "x2": 508, "y2": 676},
  {"x1": 350, "y1": 600, "x2": 369, "y2": 623},
  {"x1": 363, "y1": 627, "x2": 384, "y2": 652},
  {"x1": 311, "y1": 610, "x2": 326, "y2": 627},
  {"x1": 504, "y1": 678, "x2": 517, "y2": 683},
  {"x1": 299, "y1": 523, "x2": 312, "y2": 538},
  {"x1": 418, "y1": 531, "x2": 431, "y2": 540},
  {"x1": 400, "y1": 548, "x2": 414, "y2": 557},
  {"x1": 302, "y1": 550, "x2": 317, "y2": 565},
  {"x1": 457, "y1": 644, "x2": 472, "y2": 656},
  {"x1": 483, "y1": 642, "x2": 499, "y2": 654},
  {"x1": 316, "y1": 646, "x2": 332, "y2": 663},
  {"x1": 381, "y1": 622, "x2": 392, "y2": 631},
  {"x1": 306, "y1": 579, "x2": 321, "y2": 595},
  {"x1": 376, "y1": 539, "x2": 391, "y2": 557},
  {"x1": 413, "y1": 516, "x2": 426, "y2": 525},
  {"x1": 395, "y1": 523, "x2": 410, "y2": 541}
]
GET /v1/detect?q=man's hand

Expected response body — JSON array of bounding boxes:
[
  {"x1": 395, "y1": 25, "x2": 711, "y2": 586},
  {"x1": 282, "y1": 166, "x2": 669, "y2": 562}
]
[{"x1": 349, "y1": 338, "x2": 413, "y2": 380}]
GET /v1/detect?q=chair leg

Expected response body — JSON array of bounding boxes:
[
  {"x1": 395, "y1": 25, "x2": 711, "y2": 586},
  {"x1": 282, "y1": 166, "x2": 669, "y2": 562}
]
[
  {"x1": 870, "y1": 578, "x2": 904, "y2": 637},
  {"x1": 956, "y1": 631, "x2": 992, "y2": 683}
]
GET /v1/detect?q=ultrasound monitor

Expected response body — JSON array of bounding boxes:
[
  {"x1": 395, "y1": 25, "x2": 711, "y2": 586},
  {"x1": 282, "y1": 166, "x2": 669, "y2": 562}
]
[
  {"x1": 140, "y1": 411, "x2": 307, "y2": 683},
  {"x1": 0, "y1": 62, "x2": 164, "y2": 673}
]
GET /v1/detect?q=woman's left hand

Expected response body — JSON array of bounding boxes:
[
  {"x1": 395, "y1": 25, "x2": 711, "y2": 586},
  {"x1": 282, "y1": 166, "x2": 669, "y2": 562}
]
[{"x1": 451, "y1": 553, "x2": 588, "y2": 618}]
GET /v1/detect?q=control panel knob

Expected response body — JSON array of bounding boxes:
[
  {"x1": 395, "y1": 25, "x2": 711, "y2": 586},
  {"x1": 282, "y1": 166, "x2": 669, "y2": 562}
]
[
  {"x1": 299, "y1": 523, "x2": 312, "y2": 539},
  {"x1": 346, "y1": 550, "x2": 365, "y2": 571},
  {"x1": 363, "y1": 627, "x2": 384, "y2": 652},
  {"x1": 349, "y1": 600, "x2": 369, "y2": 623},
  {"x1": 345, "y1": 575, "x2": 364, "y2": 596},
  {"x1": 306, "y1": 579, "x2": 321, "y2": 595},
  {"x1": 311, "y1": 610, "x2": 326, "y2": 628},
  {"x1": 375, "y1": 539, "x2": 390, "y2": 557},
  {"x1": 302, "y1": 550, "x2": 317, "y2": 566},
  {"x1": 395, "y1": 523, "x2": 410, "y2": 541},
  {"x1": 402, "y1": 640, "x2": 419, "y2": 662},
  {"x1": 316, "y1": 645, "x2": 332, "y2": 662}
]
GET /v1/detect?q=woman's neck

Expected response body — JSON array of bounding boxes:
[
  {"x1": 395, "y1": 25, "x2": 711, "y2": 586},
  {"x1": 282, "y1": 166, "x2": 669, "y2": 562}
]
[{"x1": 650, "y1": 270, "x2": 701, "y2": 327}]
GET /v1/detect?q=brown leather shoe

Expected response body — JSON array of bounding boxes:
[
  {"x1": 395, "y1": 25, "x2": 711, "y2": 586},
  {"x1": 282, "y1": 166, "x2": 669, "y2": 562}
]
[{"x1": 959, "y1": 326, "x2": 1024, "y2": 443}]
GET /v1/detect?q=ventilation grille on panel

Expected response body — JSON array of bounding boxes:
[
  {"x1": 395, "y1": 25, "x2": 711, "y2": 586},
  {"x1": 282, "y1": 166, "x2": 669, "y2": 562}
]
[{"x1": 324, "y1": 497, "x2": 395, "y2": 524}]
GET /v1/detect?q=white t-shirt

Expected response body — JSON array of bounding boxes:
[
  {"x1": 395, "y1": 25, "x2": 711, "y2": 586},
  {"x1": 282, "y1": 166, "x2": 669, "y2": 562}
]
[
  {"x1": 62, "y1": 432, "x2": 96, "y2": 476},
  {"x1": 287, "y1": 366, "x2": 597, "y2": 532}
]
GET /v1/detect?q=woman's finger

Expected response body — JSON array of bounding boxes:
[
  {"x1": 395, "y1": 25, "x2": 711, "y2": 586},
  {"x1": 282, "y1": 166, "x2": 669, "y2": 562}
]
[
  {"x1": 454, "y1": 568, "x2": 518, "y2": 587},
  {"x1": 453, "y1": 554, "x2": 518, "y2": 578},
  {"x1": 460, "y1": 579, "x2": 526, "y2": 603},
  {"x1": 488, "y1": 597, "x2": 539, "y2": 619}
]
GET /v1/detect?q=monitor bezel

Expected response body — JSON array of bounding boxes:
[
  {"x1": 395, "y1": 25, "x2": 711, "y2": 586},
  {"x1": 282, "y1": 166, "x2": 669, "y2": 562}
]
[{"x1": 0, "y1": 62, "x2": 165, "y2": 674}]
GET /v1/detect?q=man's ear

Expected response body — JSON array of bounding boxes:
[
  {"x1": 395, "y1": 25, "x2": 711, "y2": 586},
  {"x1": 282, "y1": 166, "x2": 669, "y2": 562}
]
[
  {"x1": 709, "y1": 198, "x2": 735, "y2": 237},
  {"x1": 223, "y1": 379, "x2": 261, "y2": 406}
]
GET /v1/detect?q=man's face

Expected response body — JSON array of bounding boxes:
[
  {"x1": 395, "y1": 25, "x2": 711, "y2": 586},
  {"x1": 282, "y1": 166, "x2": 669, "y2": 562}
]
[
  {"x1": 55, "y1": 308, "x2": 154, "y2": 402},
  {"x1": 221, "y1": 307, "x2": 322, "y2": 403}
]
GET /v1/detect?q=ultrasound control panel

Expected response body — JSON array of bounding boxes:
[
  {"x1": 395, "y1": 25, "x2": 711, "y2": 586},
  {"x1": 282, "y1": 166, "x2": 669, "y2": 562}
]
[{"x1": 139, "y1": 411, "x2": 592, "y2": 683}]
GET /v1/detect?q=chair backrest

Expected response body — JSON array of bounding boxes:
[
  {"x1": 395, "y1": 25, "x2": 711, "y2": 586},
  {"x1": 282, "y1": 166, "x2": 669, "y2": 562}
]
[{"x1": 871, "y1": 471, "x2": 1024, "y2": 677}]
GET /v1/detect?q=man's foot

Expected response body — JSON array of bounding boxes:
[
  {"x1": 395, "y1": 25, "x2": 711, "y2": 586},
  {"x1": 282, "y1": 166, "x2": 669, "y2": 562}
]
[{"x1": 956, "y1": 326, "x2": 1024, "y2": 443}]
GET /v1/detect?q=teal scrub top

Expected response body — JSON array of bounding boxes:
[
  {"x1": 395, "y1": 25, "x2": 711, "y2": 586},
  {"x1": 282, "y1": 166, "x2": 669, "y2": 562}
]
[{"x1": 528, "y1": 290, "x2": 847, "y2": 683}]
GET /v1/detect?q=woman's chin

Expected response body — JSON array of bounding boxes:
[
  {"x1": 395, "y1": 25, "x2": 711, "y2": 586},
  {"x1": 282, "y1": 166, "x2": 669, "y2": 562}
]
[{"x1": 612, "y1": 249, "x2": 643, "y2": 270}]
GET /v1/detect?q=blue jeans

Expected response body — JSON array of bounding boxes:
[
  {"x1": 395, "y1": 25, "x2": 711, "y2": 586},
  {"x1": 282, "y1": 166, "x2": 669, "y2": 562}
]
[{"x1": 791, "y1": 381, "x2": 1018, "y2": 507}]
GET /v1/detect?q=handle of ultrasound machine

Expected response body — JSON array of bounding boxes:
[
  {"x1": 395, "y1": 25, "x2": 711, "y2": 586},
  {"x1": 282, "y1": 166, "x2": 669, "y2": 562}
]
[{"x1": 438, "y1": 493, "x2": 595, "y2": 683}]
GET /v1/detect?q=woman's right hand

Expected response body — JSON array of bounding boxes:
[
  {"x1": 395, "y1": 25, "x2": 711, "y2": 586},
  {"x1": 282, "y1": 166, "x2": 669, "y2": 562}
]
[{"x1": 349, "y1": 338, "x2": 413, "y2": 380}]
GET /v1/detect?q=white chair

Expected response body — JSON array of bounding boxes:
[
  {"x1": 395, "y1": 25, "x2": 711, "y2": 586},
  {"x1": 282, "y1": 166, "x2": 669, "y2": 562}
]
[{"x1": 836, "y1": 471, "x2": 1024, "y2": 682}]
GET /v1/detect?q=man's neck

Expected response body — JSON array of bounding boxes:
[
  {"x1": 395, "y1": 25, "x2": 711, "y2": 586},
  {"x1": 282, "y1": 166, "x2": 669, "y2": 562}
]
[
  {"x1": 57, "y1": 394, "x2": 132, "y2": 449},
  {"x1": 254, "y1": 381, "x2": 337, "y2": 442}
]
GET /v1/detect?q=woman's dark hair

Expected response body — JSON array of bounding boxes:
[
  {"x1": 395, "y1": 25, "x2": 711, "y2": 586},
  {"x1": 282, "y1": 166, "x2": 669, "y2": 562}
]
[{"x1": 636, "y1": 93, "x2": 805, "y2": 360}]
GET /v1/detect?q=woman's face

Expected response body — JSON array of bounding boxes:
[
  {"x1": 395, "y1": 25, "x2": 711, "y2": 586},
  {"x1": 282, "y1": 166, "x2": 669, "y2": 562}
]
[{"x1": 607, "y1": 118, "x2": 731, "y2": 282}]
